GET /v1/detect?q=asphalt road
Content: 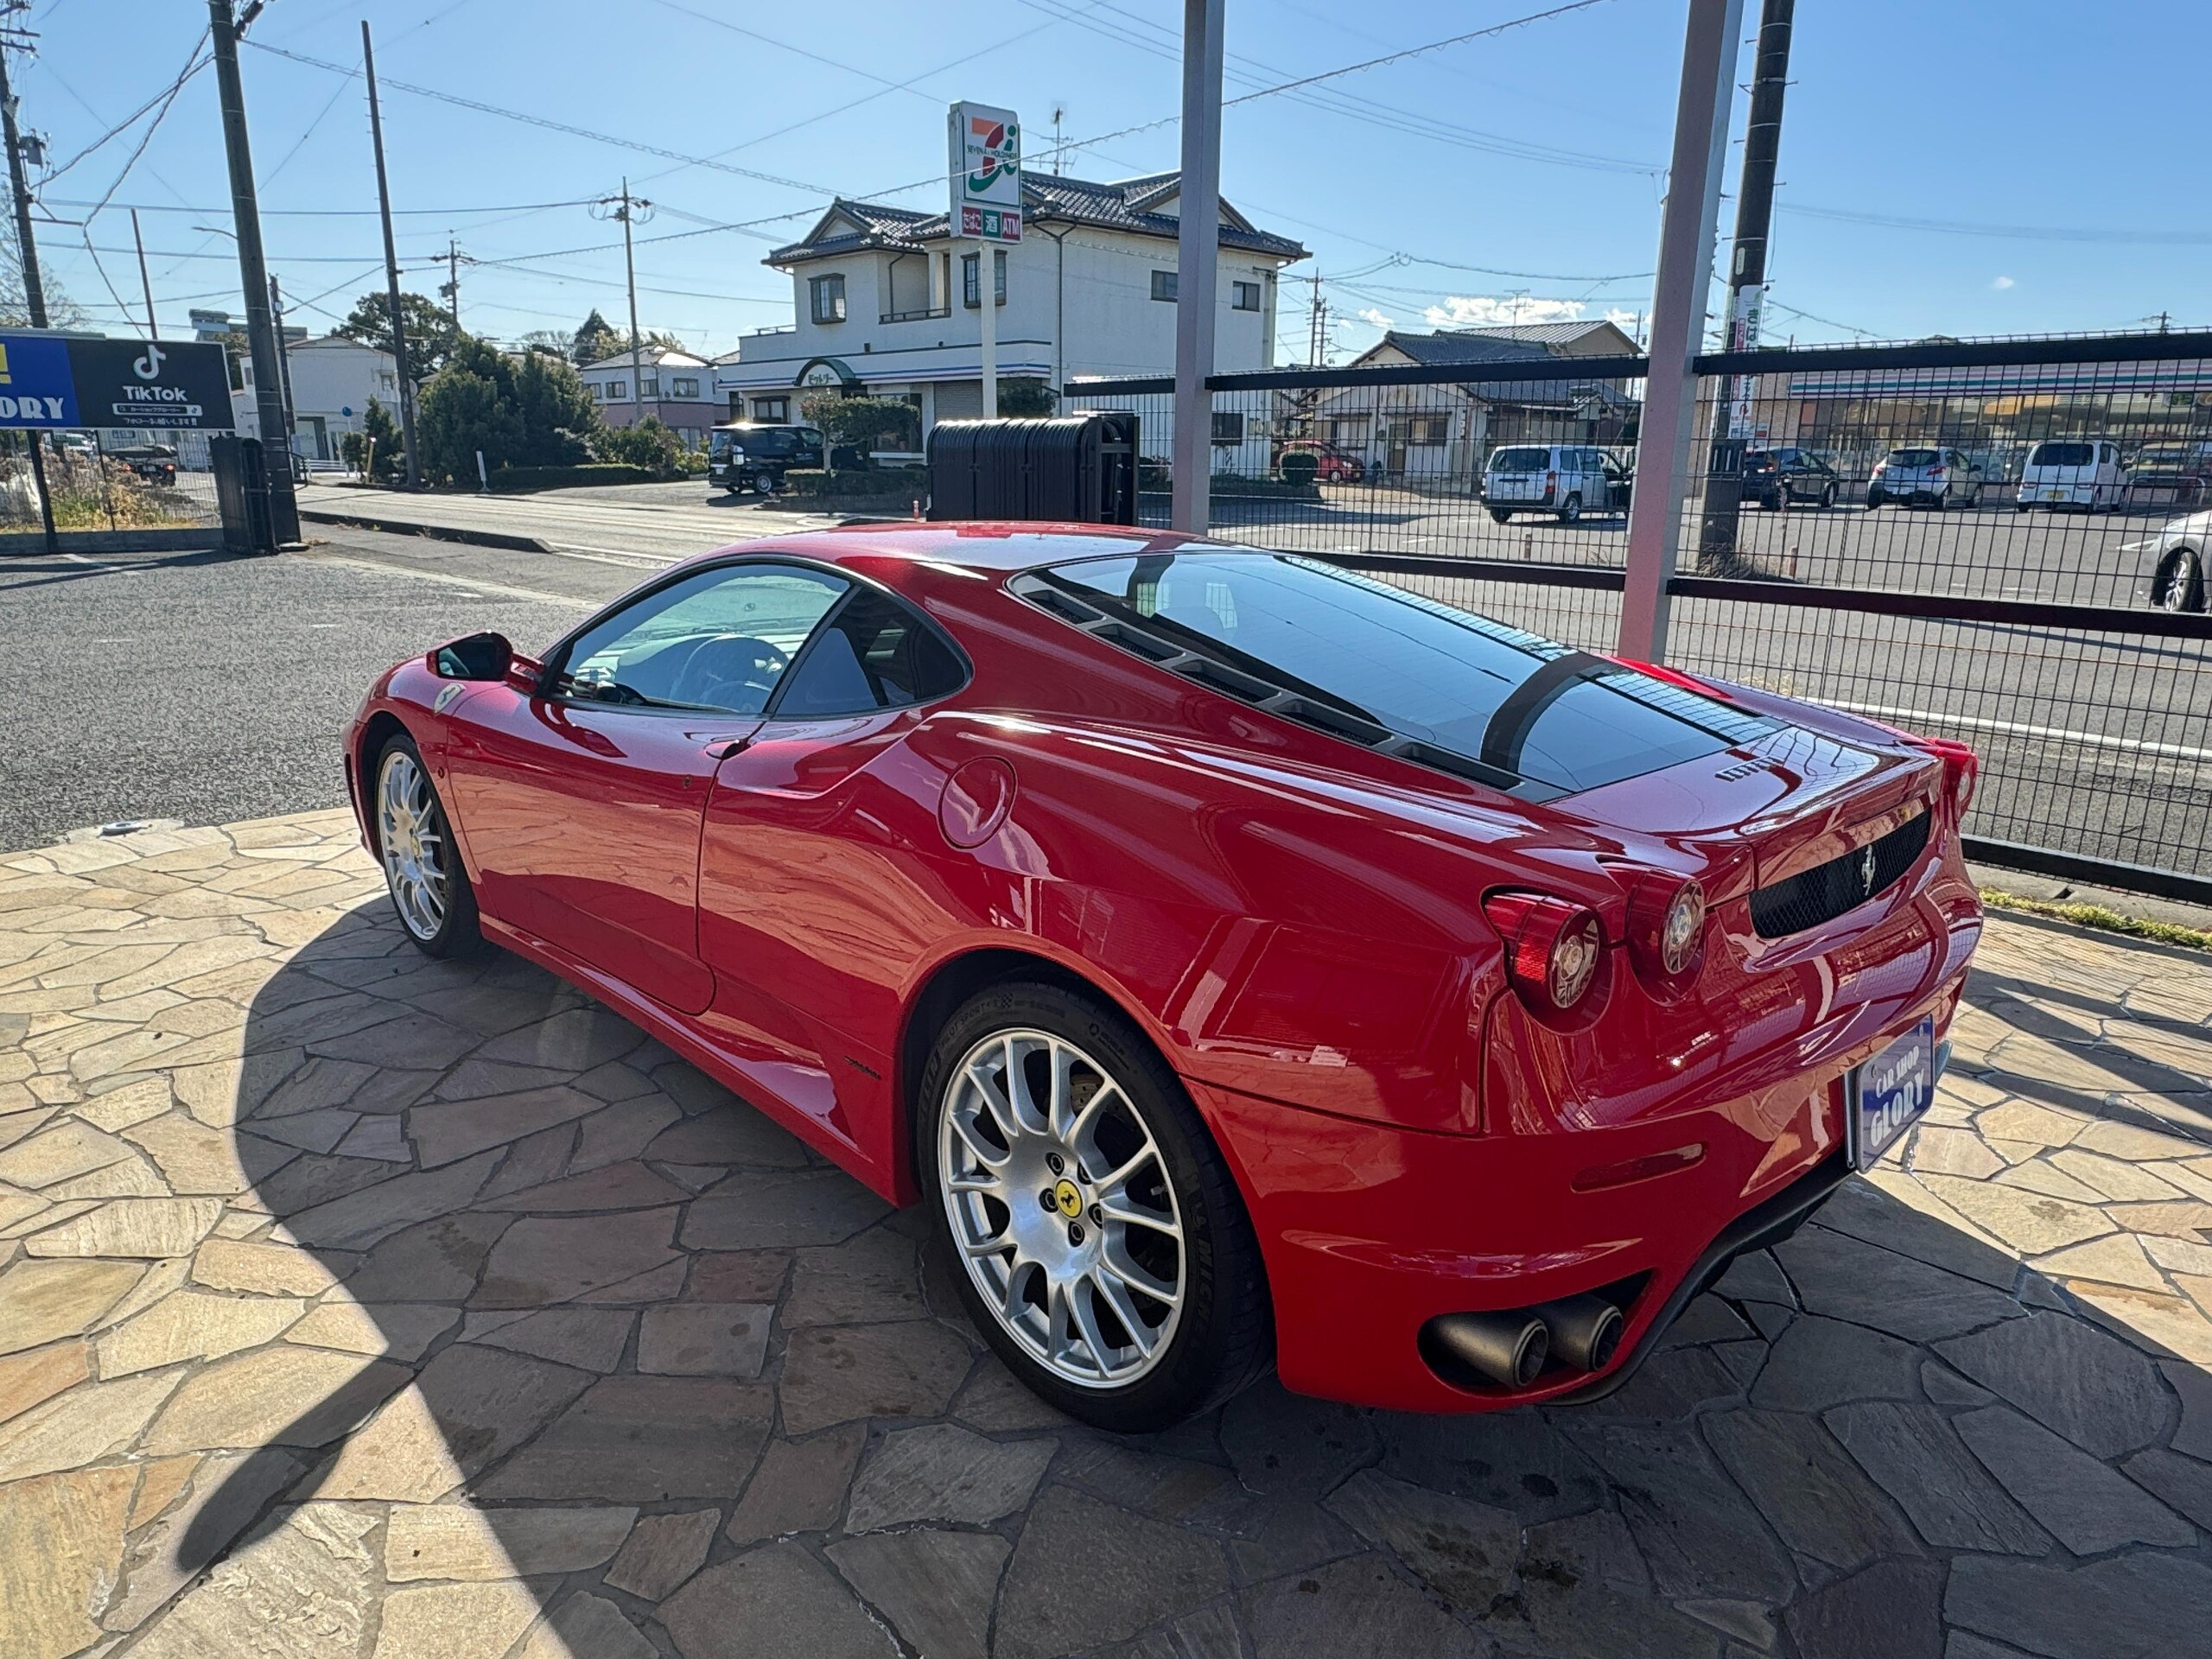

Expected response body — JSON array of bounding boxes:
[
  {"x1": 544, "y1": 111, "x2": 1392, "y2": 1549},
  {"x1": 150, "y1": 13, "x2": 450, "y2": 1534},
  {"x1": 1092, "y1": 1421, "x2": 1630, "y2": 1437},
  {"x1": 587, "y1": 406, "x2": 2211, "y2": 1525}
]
[
  {"x1": 0, "y1": 531, "x2": 620, "y2": 851},
  {"x1": 5, "y1": 486, "x2": 2205, "y2": 883}
]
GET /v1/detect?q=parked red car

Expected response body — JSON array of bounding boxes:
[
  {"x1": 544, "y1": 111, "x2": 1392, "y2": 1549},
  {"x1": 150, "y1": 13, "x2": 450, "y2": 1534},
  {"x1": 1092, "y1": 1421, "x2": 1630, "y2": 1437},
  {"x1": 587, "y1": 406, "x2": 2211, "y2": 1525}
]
[
  {"x1": 346, "y1": 526, "x2": 1981, "y2": 1428},
  {"x1": 1276, "y1": 439, "x2": 1365, "y2": 483}
]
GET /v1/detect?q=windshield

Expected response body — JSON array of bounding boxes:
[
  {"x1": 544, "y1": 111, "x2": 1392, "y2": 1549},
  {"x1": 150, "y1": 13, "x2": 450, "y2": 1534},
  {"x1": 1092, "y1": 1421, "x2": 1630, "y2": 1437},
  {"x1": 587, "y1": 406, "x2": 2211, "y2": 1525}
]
[
  {"x1": 2027, "y1": 442, "x2": 2094, "y2": 468},
  {"x1": 1887, "y1": 448, "x2": 1942, "y2": 467},
  {"x1": 1488, "y1": 448, "x2": 1551, "y2": 474},
  {"x1": 2134, "y1": 447, "x2": 2188, "y2": 466},
  {"x1": 1032, "y1": 550, "x2": 1777, "y2": 797}
]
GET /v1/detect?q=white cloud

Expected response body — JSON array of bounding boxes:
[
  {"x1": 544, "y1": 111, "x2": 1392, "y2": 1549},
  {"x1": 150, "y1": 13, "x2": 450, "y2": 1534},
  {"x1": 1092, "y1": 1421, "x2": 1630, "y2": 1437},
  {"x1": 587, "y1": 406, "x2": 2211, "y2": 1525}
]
[
  {"x1": 1422, "y1": 294, "x2": 1592, "y2": 329},
  {"x1": 1356, "y1": 306, "x2": 1394, "y2": 330},
  {"x1": 1991, "y1": 275, "x2": 2016, "y2": 290}
]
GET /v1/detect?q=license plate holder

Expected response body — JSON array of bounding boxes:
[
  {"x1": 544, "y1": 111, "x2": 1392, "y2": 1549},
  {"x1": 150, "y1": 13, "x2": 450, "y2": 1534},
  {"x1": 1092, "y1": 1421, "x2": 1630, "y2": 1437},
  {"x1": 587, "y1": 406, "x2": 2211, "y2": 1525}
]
[{"x1": 1847, "y1": 1016, "x2": 1937, "y2": 1171}]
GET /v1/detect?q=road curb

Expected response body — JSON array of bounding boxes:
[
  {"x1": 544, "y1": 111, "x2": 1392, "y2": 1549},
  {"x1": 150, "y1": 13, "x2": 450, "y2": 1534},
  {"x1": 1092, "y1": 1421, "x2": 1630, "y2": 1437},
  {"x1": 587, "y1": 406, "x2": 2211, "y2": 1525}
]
[{"x1": 297, "y1": 505, "x2": 554, "y2": 556}]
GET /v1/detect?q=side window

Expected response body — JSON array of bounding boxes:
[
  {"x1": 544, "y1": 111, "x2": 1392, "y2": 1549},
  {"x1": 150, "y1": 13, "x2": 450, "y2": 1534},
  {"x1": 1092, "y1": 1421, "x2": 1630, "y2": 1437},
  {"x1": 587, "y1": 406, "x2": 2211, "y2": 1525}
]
[
  {"x1": 773, "y1": 587, "x2": 967, "y2": 717},
  {"x1": 554, "y1": 564, "x2": 849, "y2": 715}
]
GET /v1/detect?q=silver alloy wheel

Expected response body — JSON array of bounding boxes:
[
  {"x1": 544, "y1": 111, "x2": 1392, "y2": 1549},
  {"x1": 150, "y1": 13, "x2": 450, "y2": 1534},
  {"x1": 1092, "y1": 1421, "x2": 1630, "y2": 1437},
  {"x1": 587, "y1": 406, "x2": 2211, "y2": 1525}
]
[
  {"x1": 377, "y1": 748, "x2": 449, "y2": 942},
  {"x1": 2164, "y1": 550, "x2": 2201, "y2": 613},
  {"x1": 938, "y1": 1027, "x2": 1185, "y2": 1389}
]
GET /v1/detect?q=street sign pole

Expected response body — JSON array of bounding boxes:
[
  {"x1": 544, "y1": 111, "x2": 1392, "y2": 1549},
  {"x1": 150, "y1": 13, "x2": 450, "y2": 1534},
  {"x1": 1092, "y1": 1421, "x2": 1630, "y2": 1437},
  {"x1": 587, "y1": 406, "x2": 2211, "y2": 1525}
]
[
  {"x1": 950, "y1": 103, "x2": 1020, "y2": 423},
  {"x1": 1618, "y1": 0, "x2": 1744, "y2": 664},
  {"x1": 1171, "y1": 0, "x2": 1224, "y2": 535},
  {"x1": 977, "y1": 239, "x2": 997, "y2": 418}
]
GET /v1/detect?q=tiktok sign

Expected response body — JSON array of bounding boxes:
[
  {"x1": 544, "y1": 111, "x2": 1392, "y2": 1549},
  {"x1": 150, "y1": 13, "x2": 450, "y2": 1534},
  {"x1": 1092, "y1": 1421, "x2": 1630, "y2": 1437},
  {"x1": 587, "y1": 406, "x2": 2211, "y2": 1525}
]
[{"x1": 0, "y1": 332, "x2": 232, "y2": 432}]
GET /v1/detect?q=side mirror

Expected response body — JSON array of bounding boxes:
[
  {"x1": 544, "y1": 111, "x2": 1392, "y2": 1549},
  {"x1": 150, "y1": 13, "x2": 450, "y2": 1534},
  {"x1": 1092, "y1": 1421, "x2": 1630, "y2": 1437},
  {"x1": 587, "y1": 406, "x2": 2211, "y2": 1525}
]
[
  {"x1": 430, "y1": 632, "x2": 513, "y2": 681},
  {"x1": 505, "y1": 654, "x2": 544, "y2": 696}
]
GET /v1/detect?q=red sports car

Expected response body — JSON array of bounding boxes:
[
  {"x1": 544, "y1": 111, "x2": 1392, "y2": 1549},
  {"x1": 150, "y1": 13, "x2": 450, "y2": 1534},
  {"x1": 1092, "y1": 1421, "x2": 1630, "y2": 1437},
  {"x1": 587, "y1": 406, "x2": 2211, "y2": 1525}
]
[{"x1": 346, "y1": 524, "x2": 1981, "y2": 1429}]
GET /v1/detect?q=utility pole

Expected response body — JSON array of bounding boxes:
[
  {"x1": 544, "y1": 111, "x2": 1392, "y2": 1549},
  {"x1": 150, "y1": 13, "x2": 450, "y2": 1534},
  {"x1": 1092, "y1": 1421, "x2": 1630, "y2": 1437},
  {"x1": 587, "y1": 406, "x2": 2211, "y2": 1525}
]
[
  {"x1": 130, "y1": 207, "x2": 158, "y2": 338},
  {"x1": 208, "y1": 0, "x2": 301, "y2": 541},
  {"x1": 594, "y1": 184, "x2": 652, "y2": 424},
  {"x1": 361, "y1": 20, "x2": 418, "y2": 489},
  {"x1": 439, "y1": 233, "x2": 461, "y2": 330},
  {"x1": 1170, "y1": 0, "x2": 1225, "y2": 534},
  {"x1": 269, "y1": 273, "x2": 296, "y2": 456},
  {"x1": 1697, "y1": 0, "x2": 1794, "y2": 574},
  {"x1": 1617, "y1": 0, "x2": 1744, "y2": 664},
  {"x1": 0, "y1": 21, "x2": 57, "y2": 554}
]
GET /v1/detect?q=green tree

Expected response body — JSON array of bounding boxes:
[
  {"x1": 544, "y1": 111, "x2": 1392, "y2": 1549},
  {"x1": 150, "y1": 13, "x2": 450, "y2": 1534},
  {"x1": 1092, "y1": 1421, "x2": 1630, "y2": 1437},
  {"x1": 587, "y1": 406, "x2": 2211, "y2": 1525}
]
[
  {"x1": 511, "y1": 350, "x2": 599, "y2": 464},
  {"x1": 336, "y1": 290, "x2": 463, "y2": 378},
  {"x1": 591, "y1": 416, "x2": 683, "y2": 477},
  {"x1": 570, "y1": 308, "x2": 624, "y2": 365},
  {"x1": 340, "y1": 397, "x2": 404, "y2": 482},
  {"x1": 800, "y1": 392, "x2": 918, "y2": 461},
  {"x1": 412, "y1": 338, "x2": 605, "y2": 484},
  {"x1": 997, "y1": 378, "x2": 1058, "y2": 417}
]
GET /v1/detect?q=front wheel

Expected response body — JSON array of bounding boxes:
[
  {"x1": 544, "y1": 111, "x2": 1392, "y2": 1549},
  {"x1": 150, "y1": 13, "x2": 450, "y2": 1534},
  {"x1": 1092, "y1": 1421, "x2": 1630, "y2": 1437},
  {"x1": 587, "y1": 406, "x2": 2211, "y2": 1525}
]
[
  {"x1": 919, "y1": 982, "x2": 1272, "y2": 1431},
  {"x1": 1820, "y1": 482, "x2": 1838, "y2": 509},
  {"x1": 2158, "y1": 548, "x2": 2206, "y2": 613},
  {"x1": 373, "y1": 736, "x2": 485, "y2": 957}
]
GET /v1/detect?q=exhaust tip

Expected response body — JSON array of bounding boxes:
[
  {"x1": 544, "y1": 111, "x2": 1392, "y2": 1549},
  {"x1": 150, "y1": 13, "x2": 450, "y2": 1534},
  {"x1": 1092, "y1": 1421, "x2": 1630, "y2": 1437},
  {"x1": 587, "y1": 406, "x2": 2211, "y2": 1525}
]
[
  {"x1": 1540, "y1": 1294, "x2": 1625, "y2": 1373},
  {"x1": 1426, "y1": 1311, "x2": 1550, "y2": 1389}
]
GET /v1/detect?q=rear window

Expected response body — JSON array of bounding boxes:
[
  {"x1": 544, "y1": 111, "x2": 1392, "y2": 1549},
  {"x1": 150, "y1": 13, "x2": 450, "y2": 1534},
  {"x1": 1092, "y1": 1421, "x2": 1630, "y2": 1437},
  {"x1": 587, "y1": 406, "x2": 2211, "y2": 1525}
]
[
  {"x1": 2028, "y1": 442, "x2": 2094, "y2": 468},
  {"x1": 1488, "y1": 448, "x2": 1551, "y2": 474},
  {"x1": 1026, "y1": 549, "x2": 1777, "y2": 798},
  {"x1": 1888, "y1": 448, "x2": 1941, "y2": 467}
]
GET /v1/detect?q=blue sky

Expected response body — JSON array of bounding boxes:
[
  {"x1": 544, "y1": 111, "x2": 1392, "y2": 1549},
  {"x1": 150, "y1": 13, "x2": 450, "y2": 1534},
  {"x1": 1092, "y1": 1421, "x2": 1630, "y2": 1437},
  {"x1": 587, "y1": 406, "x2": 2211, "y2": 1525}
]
[{"x1": 25, "y1": 0, "x2": 2212, "y2": 361}]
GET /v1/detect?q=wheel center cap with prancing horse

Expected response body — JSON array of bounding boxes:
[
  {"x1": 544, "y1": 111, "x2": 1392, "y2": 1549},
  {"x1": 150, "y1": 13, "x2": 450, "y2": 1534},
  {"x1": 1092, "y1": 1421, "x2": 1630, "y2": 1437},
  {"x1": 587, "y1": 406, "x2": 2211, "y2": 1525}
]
[{"x1": 1052, "y1": 1178, "x2": 1084, "y2": 1219}]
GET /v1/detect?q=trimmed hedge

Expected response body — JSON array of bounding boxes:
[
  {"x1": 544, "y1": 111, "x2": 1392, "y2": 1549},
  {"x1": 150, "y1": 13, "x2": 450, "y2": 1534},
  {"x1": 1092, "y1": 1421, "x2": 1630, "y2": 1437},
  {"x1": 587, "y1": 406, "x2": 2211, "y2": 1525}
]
[
  {"x1": 778, "y1": 467, "x2": 929, "y2": 499},
  {"x1": 486, "y1": 463, "x2": 660, "y2": 493}
]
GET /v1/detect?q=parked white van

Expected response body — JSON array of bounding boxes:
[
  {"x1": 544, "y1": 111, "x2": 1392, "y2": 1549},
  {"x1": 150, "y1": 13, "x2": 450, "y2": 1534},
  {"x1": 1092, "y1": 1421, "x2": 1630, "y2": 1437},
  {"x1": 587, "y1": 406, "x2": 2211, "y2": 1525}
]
[
  {"x1": 2017, "y1": 439, "x2": 2126, "y2": 512},
  {"x1": 1482, "y1": 444, "x2": 1630, "y2": 524}
]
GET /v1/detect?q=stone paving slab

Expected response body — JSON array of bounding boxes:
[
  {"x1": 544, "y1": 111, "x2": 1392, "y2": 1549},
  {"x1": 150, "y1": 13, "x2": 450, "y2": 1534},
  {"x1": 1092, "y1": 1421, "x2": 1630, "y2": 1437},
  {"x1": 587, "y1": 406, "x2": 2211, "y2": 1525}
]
[{"x1": 1, "y1": 810, "x2": 2210, "y2": 1656}]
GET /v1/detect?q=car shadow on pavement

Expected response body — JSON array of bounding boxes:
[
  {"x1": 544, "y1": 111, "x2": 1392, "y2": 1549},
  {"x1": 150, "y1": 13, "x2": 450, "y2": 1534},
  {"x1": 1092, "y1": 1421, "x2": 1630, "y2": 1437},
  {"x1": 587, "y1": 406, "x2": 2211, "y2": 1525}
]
[{"x1": 149, "y1": 898, "x2": 2212, "y2": 1659}]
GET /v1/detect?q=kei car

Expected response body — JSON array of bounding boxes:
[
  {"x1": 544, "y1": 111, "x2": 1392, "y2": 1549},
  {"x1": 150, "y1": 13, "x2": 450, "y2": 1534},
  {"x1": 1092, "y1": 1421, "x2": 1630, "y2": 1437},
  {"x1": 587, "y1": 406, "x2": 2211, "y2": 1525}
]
[
  {"x1": 346, "y1": 524, "x2": 1983, "y2": 1429},
  {"x1": 1275, "y1": 439, "x2": 1365, "y2": 484}
]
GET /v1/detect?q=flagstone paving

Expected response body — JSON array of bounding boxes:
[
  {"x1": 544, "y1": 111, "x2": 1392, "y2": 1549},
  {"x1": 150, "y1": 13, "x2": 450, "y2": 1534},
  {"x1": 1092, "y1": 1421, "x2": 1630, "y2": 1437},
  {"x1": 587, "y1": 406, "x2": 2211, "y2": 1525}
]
[{"x1": 2, "y1": 809, "x2": 2211, "y2": 1657}]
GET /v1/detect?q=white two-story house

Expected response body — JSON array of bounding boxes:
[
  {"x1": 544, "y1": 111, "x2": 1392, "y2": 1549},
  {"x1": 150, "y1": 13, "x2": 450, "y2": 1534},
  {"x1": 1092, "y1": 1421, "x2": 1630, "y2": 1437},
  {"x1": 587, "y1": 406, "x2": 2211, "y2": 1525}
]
[
  {"x1": 715, "y1": 170, "x2": 1306, "y2": 448},
  {"x1": 576, "y1": 345, "x2": 722, "y2": 449}
]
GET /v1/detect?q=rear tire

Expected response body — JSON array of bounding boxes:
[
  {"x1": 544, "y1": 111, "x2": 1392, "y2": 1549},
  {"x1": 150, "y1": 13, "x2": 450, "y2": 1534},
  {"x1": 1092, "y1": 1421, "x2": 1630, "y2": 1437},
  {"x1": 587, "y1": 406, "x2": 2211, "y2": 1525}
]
[
  {"x1": 916, "y1": 980, "x2": 1273, "y2": 1432},
  {"x1": 1867, "y1": 488, "x2": 1887, "y2": 509},
  {"x1": 1820, "y1": 481, "x2": 1838, "y2": 509},
  {"x1": 1489, "y1": 507, "x2": 1513, "y2": 524},
  {"x1": 373, "y1": 735, "x2": 485, "y2": 959},
  {"x1": 1557, "y1": 493, "x2": 1582, "y2": 524}
]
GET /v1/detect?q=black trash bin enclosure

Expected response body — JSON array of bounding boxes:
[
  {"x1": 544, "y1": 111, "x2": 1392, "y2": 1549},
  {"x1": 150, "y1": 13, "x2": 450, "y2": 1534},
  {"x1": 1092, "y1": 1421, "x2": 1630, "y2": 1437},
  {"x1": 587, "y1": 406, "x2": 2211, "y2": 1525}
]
[{"x1": 927, "y1": 411, "x2": 1137, "y2": 524}]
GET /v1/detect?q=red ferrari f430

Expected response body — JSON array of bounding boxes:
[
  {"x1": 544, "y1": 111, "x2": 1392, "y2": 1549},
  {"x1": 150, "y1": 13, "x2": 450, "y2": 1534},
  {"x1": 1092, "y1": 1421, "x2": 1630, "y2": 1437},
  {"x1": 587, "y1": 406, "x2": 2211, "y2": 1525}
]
[{"x1": 346, "y1": 525, "x2": 1980, "y2": 1429}]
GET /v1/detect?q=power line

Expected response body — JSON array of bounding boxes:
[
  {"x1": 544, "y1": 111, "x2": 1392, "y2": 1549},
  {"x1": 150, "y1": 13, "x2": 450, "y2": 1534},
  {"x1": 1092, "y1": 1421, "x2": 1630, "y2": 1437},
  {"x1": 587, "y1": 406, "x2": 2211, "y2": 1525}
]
[
  {"x1": 243, "y1": 38, "x2": 837, "y2": 199},
  {"x1": 41, "y1": 33, "x2": 207, "y2": 185},
  {"x1": 57, "y1": 195, "x2": 601, "y2": 219}
]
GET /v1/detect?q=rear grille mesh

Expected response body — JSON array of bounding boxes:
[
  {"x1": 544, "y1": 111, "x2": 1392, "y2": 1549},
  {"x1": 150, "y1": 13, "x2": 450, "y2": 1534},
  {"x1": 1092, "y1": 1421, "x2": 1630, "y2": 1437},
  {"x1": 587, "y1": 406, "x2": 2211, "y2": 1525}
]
[{"x1": 1748, "y1": 810, "x2": 1931, "y2": 939}]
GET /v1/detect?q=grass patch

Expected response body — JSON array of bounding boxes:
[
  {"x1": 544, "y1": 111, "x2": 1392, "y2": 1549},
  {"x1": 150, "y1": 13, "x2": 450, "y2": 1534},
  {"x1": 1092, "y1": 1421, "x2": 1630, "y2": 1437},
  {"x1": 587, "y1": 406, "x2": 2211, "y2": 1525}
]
[{"x1": 1979, "y1": 886, "x2": 2212, "y2": 953}]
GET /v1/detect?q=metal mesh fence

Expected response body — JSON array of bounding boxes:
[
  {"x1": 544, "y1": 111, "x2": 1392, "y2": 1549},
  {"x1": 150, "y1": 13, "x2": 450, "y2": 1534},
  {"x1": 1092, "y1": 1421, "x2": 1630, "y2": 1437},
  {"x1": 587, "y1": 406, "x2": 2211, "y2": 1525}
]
[
  {"x1": 0, "y1": 430, "x2": 222, "y2": 538},
  {"x1": 1067, "y1": 330, "x2": 2212, "y2": 893}
]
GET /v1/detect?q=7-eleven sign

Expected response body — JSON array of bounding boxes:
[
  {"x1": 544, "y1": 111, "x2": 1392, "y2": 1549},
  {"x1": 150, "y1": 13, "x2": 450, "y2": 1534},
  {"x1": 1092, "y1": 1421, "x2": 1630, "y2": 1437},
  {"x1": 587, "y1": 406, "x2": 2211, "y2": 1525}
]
[{"x1": 949, "y1": 101, "x2": 1022, "y2": 243}]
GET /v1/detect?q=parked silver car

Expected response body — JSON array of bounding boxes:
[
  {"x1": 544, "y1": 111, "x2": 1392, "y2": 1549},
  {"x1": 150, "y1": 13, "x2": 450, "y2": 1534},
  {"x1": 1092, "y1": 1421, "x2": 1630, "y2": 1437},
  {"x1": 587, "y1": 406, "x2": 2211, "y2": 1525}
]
[
  {"x1": 2141, "y1": 506, "x2": 2210, "y2": 611},
  {"x1": 1867, "y1": 446, "x2": 1983, "y2": 510}
]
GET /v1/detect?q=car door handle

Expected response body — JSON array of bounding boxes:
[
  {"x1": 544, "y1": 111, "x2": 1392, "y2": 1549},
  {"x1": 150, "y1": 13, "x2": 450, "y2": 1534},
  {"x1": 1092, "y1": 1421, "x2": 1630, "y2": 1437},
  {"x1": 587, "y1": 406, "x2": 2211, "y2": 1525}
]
[{"x1": 705, "y1": 735, "x2": 752, "y2": 760}]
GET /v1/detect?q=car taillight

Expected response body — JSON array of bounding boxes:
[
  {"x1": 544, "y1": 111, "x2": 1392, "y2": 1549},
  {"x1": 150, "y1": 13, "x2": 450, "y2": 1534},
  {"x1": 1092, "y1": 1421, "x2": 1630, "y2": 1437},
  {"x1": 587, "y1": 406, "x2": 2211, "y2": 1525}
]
[
  {"x1": 1484, "y1": 892, "x2": 1605, "y2": 1014},
  {"x1": 1628, "y1": 877, "x2": 1707, "y2": 985},
  {"x1": 1915, "y1": 736, "x2": 1980, "y2": 818},
  {"x1": 1929, "y1": 467, "x2": 1946, "y2": 478}
]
